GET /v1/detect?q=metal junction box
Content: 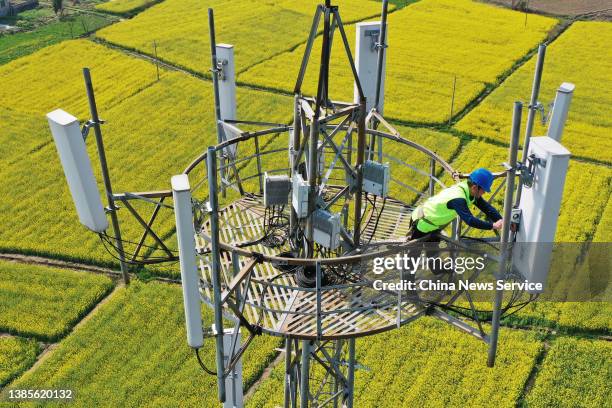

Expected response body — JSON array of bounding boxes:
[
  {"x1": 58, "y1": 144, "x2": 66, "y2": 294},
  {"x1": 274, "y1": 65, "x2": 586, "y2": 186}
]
[
  {"x1": 312, "y1": 209, "x2": 341, "y2": 250},
  {"x1": 264, "y1": 174, "x2": 291, "y2": 207},
  {"x1": 292, "y1": 174, "x2": 309, "y2": 218},
  {"x1": 513, "y1": 136, "x2": 570, "y2": 293},
  {"x1": 362, "y1": 160, "x2": 390, "y2": 197}
]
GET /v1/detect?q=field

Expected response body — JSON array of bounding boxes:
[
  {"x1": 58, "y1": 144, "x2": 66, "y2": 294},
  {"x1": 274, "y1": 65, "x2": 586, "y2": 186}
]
[
  {"x1": 96, "y1": 0, "x2": 387, "y2": 76},
  {"x1": 0, "y1": 260, "x2": 113, "y2": 341},
  {"x1": 526, "y1": 337, "x2": 611, "y2": 407},
  {"x1": 239, "y1": 0, "x2": 557, "y2": 123},
  {"x1": 0, "y1": 40, "x2": 292, "y2": 268},
  {"x1": 247, "y1": 318, "x2": 543, "y2": 408},
  {"x1": 0, "y1": 337, "x2": 39, "y2": 388},
  {"x1": 4, "y1": 281, "x2": 280, "y2": 407},
  {"x1": 0, "y1": 13, "x2": 114, "y2": 66},
  {"x1": 0, "y1": 0, "x2": 610, "y2": 406},
  {"x1": 456, "y1": 22, "x2": 612, "y2": 163},
  {"x1": 96, "y1": 0, "x2": 160, "y2": 15}
]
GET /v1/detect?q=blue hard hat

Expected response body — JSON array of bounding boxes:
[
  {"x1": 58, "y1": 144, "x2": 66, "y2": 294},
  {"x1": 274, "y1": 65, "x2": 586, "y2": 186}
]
[{"x1": 469, "y1": 168, "x2": 493, "y2": 192}]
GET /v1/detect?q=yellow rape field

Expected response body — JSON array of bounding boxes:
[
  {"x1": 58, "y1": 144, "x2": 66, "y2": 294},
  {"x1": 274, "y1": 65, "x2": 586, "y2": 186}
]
[
  {"x1": 0, "y1": 40, "x2": 160, "y2": 119},
  {"x1": 0, "y1": 40, "x2": 292, "y2": 269},
  {"x1": 456, "y1": 22, "x2": 612, "y2": 164},
  {"x1": 96, "y1": 0, "x2": 387, "y2": 76},
  {"x1": 239, "y1": 0, "x2": 557, "y2": 124}
]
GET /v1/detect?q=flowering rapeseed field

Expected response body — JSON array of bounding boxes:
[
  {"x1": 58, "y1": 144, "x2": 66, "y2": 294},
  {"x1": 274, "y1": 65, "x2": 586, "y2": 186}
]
[
  {"x1": 7, "y1": 282, "x2": 280, "y2": 407},
  {"x1": 96, "y1": 0, "x2": 386, "y2": 75},
  {"x1": 0, "y1": 260, "x2": 113, "y2": 341},
  {"x1": 456, "y1": 22, "x2": 612, "y2": 163},
  {"x1": 239, "y1": 0, "x2": 557, "y2": 123}
]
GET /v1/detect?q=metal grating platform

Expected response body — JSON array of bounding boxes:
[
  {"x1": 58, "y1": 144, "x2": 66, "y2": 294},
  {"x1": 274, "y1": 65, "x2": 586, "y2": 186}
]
[{"x1": 196, "y1": 192, "x2": 427, "y2": 339}]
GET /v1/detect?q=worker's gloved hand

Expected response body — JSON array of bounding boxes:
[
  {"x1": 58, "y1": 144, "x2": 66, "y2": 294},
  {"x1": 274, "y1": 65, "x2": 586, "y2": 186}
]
[{"x1": 492, "y1": 219, "x2": 503, "y2": 230}]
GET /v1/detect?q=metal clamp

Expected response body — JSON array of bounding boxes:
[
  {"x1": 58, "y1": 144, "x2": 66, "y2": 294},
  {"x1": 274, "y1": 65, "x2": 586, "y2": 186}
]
[
  {"x1": 511, "y1": 208, "x2": 522, "y2": 228},
  {"x1": 215, "y1": 59, "x2": 228, "y2": 81},
  {"x1": 364, "y1": 29, "x2": 380, "y2": 52},
  {"x1": 81, "y1": 119, "x2": 106, "y2": 141},
  {"x1": 519, "y1": 154, "x2": 546, "y2": 188}
]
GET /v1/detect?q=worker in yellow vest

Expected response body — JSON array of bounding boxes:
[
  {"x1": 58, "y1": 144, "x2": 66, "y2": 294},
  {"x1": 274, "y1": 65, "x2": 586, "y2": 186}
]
[{"x1": 408, "y1": 168, "x2": 503, "y2": 274}]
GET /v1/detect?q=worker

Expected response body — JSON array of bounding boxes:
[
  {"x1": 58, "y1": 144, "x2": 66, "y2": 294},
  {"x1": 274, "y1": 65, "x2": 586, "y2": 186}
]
[{"x1": 407, "y1": 168, "x2": 503, "y2": 274}]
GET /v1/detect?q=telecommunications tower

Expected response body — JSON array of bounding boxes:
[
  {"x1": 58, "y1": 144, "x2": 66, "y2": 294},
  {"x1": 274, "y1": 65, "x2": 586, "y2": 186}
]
[{"x1": 47, "y1": 1, "x2": 575, "y2": 407}]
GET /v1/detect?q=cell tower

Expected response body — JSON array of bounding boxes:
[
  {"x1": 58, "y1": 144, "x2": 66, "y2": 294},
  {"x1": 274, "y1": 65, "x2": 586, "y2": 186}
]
[{"x1": 47, "y1": 2, "x2": 576, "y2": 407}]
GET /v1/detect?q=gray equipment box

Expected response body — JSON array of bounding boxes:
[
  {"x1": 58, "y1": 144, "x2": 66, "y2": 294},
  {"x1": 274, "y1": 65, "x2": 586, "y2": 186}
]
[
  {"x1": 362, "y1": 160, "x2": 390, "y2": 197},
  {"x1": 264, "y1": 173, "x2": 291, "y2": 207},
  {"x1": 312, "y1": 209, "x2": 341, "y2": 250},
  {"x1": 292, "y1": 174, "x2": 309, "y2": 218}
]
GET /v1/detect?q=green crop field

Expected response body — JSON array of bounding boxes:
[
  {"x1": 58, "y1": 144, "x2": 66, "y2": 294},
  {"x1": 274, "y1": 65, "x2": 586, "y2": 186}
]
[
  {"x1": 239, "y1": 0, "x2": 556, "y2": 124},
  {"x1": 0, "y1": 14, "x2": 114, "y2": 66},
  {"x1": 526, "y1": 337, "x2": 611, "y2": 407},
  {"x1": 0, "y1": 337, "x2": 39, "y2": 388},
  {"x1": 456, "y1": 22, "x2": 612, "y2": 164},
  {"x1": 247, "y1": 318, "x2": 543, "y2": 408},
  {"x1": 96, "y1": 0, "x2": 387, "y2": 76},
  {"x1": 5, "y1": 281, "x2": 280, "y2": 407},
  {"x1": 0, "y1": 260, "x2": 113, "y2": 341}
]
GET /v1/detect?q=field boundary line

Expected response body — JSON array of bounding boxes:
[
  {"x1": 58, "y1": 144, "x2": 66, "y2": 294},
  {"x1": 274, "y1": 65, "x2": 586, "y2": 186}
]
[
  {"x1": 516, "y1": 336, "x2": 551, "y2": 407},
  {"x1": 0, "y1": 253, "x2": 181, "y2": 284}
]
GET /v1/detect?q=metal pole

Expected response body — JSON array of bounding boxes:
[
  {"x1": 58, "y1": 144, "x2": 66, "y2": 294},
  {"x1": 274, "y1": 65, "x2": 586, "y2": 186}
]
[
  {"x1": 207, "y1": 146, "x2": 226, "y2": 401},
  {"x1": 353, "y1": 100, "x2": 367, "y2": 245},
  {"x1": 488, "y1": 101, "x2": 522, "y2": 367},
  {"x1": 515, "y1": 44, "x2": 545, "y2": 206},
  {"x1": 428, "y1": 157, "x2": 435, "y2": 197},
  {"x1": 345, "y1": 338, "x2": 356, "y2": 408},
  {"x1": 449, "y1": 75, "x2": 457, "y2": 125},
  {"x1": 208, "y1": 8, "x2": 226, "y2": 197},
  {"x1": 374, "y1": 0, "x2": 388, "y2": 112},
  {"x1": 300, "y1": 340, "x2": 311, "y2": 408},
  {"x1": 284, "y1": 338, "x2": 293, "y2": 408},
  {"x1": 306, "y1": 117, "x2": 319, "y2": 256},
  {"x1": 83, "y1": 68, "x2": 129, "y2": 285},
  {"x1": 290, "y1": 94, "x2": 302, "y2": 234}
]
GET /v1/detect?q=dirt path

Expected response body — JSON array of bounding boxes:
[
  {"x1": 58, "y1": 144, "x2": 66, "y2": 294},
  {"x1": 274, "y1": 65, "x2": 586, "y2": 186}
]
[{"x1": 483, "y1": 0, "x2": 612, "y2": 20}]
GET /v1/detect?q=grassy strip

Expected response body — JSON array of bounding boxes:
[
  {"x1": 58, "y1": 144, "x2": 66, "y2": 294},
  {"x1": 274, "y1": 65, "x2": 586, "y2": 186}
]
[
  {"x1": 0, "y1": 337, "x2": 40, "y2": 388},
  {"x1": 2, "y1": 281, "x2": 280, "y2": 406},
  {"x1": 0, "y1": 260, "x2": 114, "y2": 342},
  {"x1": 0, "y1": 13, "x2": 115, "y2": 66}
]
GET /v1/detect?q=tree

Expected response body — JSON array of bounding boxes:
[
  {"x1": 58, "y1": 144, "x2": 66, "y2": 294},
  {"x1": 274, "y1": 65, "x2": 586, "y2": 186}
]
[{"x1": 53, "y1": 0, "x2": 63, "y2": 15}]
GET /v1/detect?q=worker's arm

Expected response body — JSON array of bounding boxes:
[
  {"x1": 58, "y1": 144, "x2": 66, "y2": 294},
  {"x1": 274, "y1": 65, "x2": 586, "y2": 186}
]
[
  {"x1": 474, "y1": 197, "x2": 502, "y2": 223},
  {"x1": 446, "y1": 198, "x2": 493, "y2": 230}
]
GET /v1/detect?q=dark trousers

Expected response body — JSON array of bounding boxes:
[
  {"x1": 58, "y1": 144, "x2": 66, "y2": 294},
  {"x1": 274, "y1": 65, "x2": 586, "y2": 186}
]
[{"x1": 407, "y1": 224, "x2": 448, "y2": 275}]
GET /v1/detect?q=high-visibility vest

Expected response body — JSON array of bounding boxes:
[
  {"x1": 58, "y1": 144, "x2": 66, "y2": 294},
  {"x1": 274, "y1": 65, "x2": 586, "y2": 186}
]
[{"x1": 412, "y1": 180, "x2": 475, "y2": 233}]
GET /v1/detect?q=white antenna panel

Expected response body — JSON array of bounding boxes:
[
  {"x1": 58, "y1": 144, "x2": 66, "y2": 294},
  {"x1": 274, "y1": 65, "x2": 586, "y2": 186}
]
[
  {"x1": 47, "y1": 109, "x2": 109, "y2": 233},
  {"x1": 513, "y1": 137, "x2": 570, "y2": 292}
]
